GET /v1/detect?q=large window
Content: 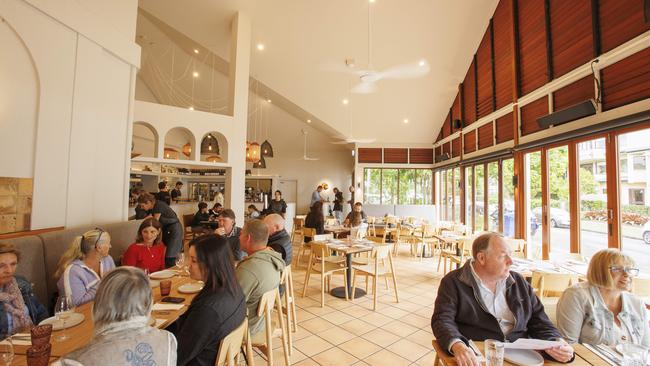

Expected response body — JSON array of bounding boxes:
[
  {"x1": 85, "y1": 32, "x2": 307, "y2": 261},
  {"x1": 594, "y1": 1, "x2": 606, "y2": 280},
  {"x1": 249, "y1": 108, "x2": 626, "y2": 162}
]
[
  {"x1": 363, "y1": 168, "x2": 433, "y2": 205},
  {"x1": 465, "y1": 166, "x2": 473, "y2": 226},
  {"x1": 619, "y1": 129, "x2": 650, "y2": 274},
  {"x1": 475, "y1": 165, "x2": 485, "y2": 232},
  {"x1": 453, "y1": 167, "x2": 461, "y2": 222},
  {"x1": 525, "y1": 151, "x2": 542, "y2": 259},
  {"x1": 502, "y1": 159, "x2": 515, "y2": 237},
  {"x1": 578, "y1": 138, "x2": 608, "y2": 259},
  {"x1": 487, "y1": 162, "x2": 499, "y2": 232},
  {"x1": 548, "y1": 146, "x2": 571, "y2": 255}
]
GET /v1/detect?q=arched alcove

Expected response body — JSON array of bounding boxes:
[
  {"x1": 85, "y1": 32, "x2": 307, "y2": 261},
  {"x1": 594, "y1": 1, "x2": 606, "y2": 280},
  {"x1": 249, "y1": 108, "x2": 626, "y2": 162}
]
[
  {"x1": 164, "y1": 127, "x2": 195, "y2": 160},
  {"x1": 132, "y1": 121, "x2": 158, "y2": 158},
  {"x1": 0, "y1": 19, "x2": 39, "y2": 178},
  {"x1": 199, "y1": 131, "x2": 229, "y2": 163}
]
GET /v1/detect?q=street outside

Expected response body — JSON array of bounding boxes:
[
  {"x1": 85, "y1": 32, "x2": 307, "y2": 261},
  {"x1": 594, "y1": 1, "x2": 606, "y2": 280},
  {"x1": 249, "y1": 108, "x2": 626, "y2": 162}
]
[{"x1": 527, "y1": 220, "x2": 650, "y2": 274}]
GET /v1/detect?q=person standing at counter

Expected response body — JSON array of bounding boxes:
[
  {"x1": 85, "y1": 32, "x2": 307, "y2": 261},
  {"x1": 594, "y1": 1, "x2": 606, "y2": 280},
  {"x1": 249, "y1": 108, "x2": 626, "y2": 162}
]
[
  {"x1": 310, "y1": 185, "x2": 323, "y2": 207},
  {"x1": 215, "y1": 209, "x2": 244, "y2": 260},
  {"x1": 171, "y1": 181, "x2": 183, "y2": 203},
  {"x1": 155, "y1": 181, "x2": 171, "y2": 206},
  {"x1": 213, "y1": 188, "x2": 225, "y2": 207},
  {"x1": 138, "y1": 192, "x2": 183, "y2": 268},
  {"x1": 267, "y1": 190, "x2": 287, "y2": 217}
]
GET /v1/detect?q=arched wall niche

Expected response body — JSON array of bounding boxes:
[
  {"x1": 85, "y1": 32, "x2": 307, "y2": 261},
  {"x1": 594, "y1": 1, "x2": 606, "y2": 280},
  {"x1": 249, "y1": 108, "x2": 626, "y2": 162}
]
[
  {"x1": 132, "y1": 121, "x2": 158, "y2": 158},
  {"x1": 199, "y1": 131, "x2": 229, "y2": 164},
  {"x1": 163, "y1": 127, "x2": 195, "y2": 160}
]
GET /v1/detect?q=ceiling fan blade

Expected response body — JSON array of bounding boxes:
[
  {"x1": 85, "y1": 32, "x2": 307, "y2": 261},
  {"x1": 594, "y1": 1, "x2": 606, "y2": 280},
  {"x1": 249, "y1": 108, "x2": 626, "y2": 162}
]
[
  {"x1": 378, "y1": 60, "x2": 430, "y2": 80},
  {"x1": 351, "y1": 81, "x2": 377, "y2": 94},
  {"x1": 330, "y1": 141, "x2": 352, "y2": 145},
  {"x1": 346, "y1": 138, "x2": 376, "y2": 143},
  {"x1": 317, "y1": 62, "x2": 358, "y2": 75}
]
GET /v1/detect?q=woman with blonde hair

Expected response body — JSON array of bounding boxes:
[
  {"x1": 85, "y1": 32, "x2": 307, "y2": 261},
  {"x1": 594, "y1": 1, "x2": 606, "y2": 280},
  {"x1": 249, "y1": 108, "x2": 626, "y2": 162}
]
[
  {"x1": 56, "y1": 267, "x2": 177, "y2": 365},
  {"x1": 55, "y1": 229, "x2": 115, "y2": 306},
  {"x1": 556, "y1": 248, "x2": 649, "y2": 346}
]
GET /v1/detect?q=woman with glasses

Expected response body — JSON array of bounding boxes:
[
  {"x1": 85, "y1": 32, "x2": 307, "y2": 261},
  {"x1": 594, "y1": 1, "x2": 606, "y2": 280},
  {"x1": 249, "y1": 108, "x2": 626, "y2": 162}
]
[
  {"x1": 55, "y1": 229, "x2": 115, "y2": 306},
  {"x1": 556, "y1": 249, "x2": 649, "y2": 346}
]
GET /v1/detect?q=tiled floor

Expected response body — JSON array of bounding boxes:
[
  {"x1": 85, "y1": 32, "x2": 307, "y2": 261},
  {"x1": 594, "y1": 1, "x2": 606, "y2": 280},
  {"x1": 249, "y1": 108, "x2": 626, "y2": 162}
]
[{"x1": 250, "y1": 240, "x2": 445, "y2": 366}]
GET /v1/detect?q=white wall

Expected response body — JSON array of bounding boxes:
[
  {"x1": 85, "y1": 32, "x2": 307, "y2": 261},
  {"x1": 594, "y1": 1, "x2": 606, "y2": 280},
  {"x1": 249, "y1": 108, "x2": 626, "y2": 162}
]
[
  {"x1": 0, "y1": 0, "x2": 139, "y2": 229},
  {"x1": 247, "y1": 94, "x2": 354, "y2": 214}
]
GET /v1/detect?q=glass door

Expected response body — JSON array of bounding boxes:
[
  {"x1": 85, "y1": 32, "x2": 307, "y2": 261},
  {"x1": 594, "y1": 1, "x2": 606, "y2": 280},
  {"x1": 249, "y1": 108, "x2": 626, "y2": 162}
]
[{"x1": 525, "y1": 151, "x2": 542, "y2": 258}]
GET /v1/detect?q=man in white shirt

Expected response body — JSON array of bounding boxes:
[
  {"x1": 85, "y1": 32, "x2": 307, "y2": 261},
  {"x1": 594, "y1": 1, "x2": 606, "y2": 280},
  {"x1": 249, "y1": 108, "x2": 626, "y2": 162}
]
[
  {"x1": 431, "y1": 232, "x2": 574, "y2": 366},
  {"x1": 310, "y1": 185, "x2": 323, "y2": 207}
]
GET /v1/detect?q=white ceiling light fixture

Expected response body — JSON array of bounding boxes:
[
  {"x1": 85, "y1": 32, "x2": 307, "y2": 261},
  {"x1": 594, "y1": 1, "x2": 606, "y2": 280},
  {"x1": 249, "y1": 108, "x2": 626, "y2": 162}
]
[
  {"x1": 267, "y1": 99, "x2": 272, "y2": 103},
  {"x1": 403, "y1": 118, "x2": 409, "y2": 124},
  {"x1": 192, "y1": 71, "x2": 199, "y2": 78},
  {"x1": 342, "y1": 99, "x2": 349, "y2": 105},
  {"x1": 324, "y1": 1, "x2": 430, "y2": 94},
  {"x1": 193, "y1": 49, "x2": 199, "y2": 54},
  {"x1": 307, "y1": 119, "x2": 312, "y2": 123},
  {"x1": 188, "y1": 106, "x2": 194, "y2": 110},
  {"x1": 257, "y1": 43, "x2": 265, "y2": 51}
]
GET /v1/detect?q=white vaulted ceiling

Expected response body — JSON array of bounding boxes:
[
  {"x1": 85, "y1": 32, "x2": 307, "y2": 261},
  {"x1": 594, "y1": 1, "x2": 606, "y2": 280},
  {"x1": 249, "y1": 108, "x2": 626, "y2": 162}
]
[{"x1": 138, "y1": 0, "x2": 498, "y2": 144}]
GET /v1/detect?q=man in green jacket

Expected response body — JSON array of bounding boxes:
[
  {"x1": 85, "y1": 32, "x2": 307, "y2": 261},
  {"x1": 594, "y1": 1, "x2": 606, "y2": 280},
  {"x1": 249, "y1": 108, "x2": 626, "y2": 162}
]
[{"x1": 237, "y1": 219, "x2": 286, "y2": 345}]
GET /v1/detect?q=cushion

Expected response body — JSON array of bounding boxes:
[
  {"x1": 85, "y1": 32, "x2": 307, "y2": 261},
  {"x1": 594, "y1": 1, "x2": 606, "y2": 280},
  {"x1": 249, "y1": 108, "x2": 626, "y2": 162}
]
[{"x1": 3, "y1": 235, "x2": 48, "y2": 306}]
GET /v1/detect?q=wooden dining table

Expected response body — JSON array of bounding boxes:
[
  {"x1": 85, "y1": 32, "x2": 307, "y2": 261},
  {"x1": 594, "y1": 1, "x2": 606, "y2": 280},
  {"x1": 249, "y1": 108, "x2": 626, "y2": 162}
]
[
  {"x1": 324, "y1": 225, "x2": 350, "y2": 238},
  {"x1": 432, "y1": 340, "x2": 606, "y2": 365},
  {"x1": 11, "y1": 272, "x2": 199, "y2": 363}
]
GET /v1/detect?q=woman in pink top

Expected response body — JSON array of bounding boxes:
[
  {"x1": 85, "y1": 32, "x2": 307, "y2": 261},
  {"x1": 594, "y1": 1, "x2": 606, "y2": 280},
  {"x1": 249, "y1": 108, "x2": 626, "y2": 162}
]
[{"x1": 122, "y1": 218, "x2": 166, "y2": 273}]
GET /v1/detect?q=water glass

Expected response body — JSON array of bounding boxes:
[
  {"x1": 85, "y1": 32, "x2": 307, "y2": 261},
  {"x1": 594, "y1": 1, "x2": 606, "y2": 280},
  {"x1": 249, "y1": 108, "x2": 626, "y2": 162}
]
[
  {"x1": 0, "y1": 338, "x2": 14, "y2": 366},
  {"x1": 484, "y1": 339, "x2": 504, "y2": 366},
  {"x1": 160, "y1": 280, "x2": 172, "y2": 296},
  {"x1": 621, "y1": 343, "x2": 647, "y2": 366},
  {"x1": 54, "y1": 295, "x2": 75, "y2": 342}
]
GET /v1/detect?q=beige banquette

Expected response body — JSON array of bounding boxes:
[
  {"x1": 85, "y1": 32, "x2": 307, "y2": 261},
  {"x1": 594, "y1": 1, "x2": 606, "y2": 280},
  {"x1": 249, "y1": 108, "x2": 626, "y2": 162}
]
[{"x1": 2, "y1": 219, "x2": 144, "y2": 308}]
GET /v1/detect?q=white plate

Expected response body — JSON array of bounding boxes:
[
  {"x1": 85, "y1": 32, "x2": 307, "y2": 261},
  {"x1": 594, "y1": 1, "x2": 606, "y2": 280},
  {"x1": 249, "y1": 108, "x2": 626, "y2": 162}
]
[
  {"x1": 150, "y1": 270, "x2": 175, "y2": 279},
  {"x1": 178, "y1": 283, "x2": 204, "y2": 294},
  {"x1": 504, "y1": 348, "x2": 544, "y2": 366},
  {"x1": 39, "y1": 312, "x2": 85, "y2": 331}
]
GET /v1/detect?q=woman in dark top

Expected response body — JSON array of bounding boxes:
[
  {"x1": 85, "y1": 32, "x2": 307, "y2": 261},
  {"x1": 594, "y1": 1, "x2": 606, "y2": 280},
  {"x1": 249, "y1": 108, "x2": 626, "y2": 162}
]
[
  {"x1": 138, "y1": 192, "x2": 183, "y2": 268},
  {"x1": 332, "y1": 187, "x2": 344, "y2": 223},
  {"x1": 268, "y1": 190, "x2": 287, "y2": 217},
  {"x1": 304, "y1": 201, "x2": 325, "y2": 242},
  {"x1": 171, "y1": 234, "x2": 246, "y2": 366}
]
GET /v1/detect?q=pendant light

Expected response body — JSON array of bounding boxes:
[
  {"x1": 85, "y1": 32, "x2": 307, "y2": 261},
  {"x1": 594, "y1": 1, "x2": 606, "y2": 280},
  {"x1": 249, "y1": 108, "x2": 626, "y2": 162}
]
[
  {"x1": 253, "y1": 155, "x2": 266, "y2": 169},
  {"x1": 201, "y1": 133, "x2": 220, "y2": 155},
  {"x1": 261, "y1": 96, "x2": 274, "y2": 157}
]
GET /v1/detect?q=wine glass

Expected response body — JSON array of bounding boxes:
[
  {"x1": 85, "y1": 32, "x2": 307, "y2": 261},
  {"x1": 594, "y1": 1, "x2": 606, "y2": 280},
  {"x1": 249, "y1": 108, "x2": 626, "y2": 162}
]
[
  {"x1": 54, "y1": 295, "x2": 75, "y2": 342},
  {"x1": 0, "y1": 338, "x2": 13, "y2": 366},
  {"x1": 175, "y1": 253, "x2": 186, "y2": 275}
]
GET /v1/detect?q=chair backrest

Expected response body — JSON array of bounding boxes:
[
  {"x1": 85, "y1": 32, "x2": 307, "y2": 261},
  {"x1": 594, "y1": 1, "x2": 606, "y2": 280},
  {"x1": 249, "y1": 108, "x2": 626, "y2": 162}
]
[
  {"x1": 351, "y1": 223, "x2": 368, "y2": 239},
  {"x1": 372, "y1": 244, "x2": 391, "y2": 260},
  {"x1": 632, "y1": 277, "x2": 650, "y2": 298},
  {"x1": 313, "y1": 233, "x2": 333, "y2": 241},
  {"x1": 325, "y1": 218, "x2": 339, "y2": 226},
  {"x1": 215, "y1": 318, "x2": 248, "y2": 366},
  {"x1": 309, "y1": 242, "x2": 331, "y2": 260},
  {"x1": 293, "y1": 217, "x2": 304, "y2": 229},
  {"x1": 257, "y1": 287, "x2": 279, "y2": 317},
  {"x1": 504, "y1": 238, "x2": 527, "y2": 256},
  {"x1": 302, "y1": 227, "x2": 316, "y2": 240},
  {"x1": 182, "y1": 214, "x2": 194, "y2": 228},
  {"x1": 531, "y1": 272, "x2": 579, "y2": 298},
  {"x1": 280, "y1": 264, "x2": 292, "y2": 285},
  {"x1": 385, "y1": 216, "x2": 397, "y2": 225}
]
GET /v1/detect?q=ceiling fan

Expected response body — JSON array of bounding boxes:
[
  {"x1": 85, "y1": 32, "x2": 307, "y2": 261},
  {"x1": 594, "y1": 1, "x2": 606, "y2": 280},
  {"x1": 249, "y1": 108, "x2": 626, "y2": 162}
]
[
  {"x1": 300, "y1": 129, "x2": 320, "y2": 160},
  {"x1": 325, "y1": 1, "x2": 430, "y2": 94}
]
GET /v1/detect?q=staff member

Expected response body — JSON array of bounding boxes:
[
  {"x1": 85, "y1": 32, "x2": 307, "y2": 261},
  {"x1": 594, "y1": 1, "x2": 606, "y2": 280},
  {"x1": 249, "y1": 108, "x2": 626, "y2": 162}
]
[
  {"x1": 171, "y1": 181, "x2": 183, "y2": 202},
  {"x1": 138, "y1": 192, "x2": 183, "y2": 268}
]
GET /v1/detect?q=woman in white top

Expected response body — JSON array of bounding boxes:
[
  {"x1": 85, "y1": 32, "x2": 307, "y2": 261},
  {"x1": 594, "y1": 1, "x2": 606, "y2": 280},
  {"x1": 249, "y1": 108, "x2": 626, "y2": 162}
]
[
  {"x1": 55, "y1": 229, "x2": 116, "y2": 306},
  {"x1": 556, "y1": 249, "x2": 650, "y2": 346}
]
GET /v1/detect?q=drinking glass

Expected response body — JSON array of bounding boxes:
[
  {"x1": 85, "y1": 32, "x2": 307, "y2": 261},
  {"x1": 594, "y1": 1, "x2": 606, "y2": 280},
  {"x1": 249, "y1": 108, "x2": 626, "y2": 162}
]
[
  {"x1": 484, "y1": 339, "x2": 504, "y2": 366},
  {"x1": 0, "y1": 338, "x2": 14, "y2": 365},
  {"x1": 175, "y1": 253, "x2": 187, "y2": 275},
  {"x1": 621, "y1": 343, "x2": 647, "y2": 366},
  {"x1": 54, "y1": 295, "x2": 75, "y2": 342}
]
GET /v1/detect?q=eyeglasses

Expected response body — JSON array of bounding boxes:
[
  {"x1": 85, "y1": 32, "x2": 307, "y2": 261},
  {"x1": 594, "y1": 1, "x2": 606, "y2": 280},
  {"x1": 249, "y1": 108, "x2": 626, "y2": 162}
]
[
  {"x1": 81, "y1": 228, "x2": 105, "y2": 248},
  {"x1": 609, "y1": 265, "x2": 639, "y2": 277}
]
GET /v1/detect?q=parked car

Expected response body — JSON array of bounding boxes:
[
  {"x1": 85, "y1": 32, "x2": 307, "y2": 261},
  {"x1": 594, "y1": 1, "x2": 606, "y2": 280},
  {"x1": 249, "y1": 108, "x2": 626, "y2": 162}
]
[
  {"x1": 532, "y1": 207, "x2": 571, "y2": 228},
  {"x1": 642, "y1": 221, "x2": 650, "y2": 244},
  {"x1": 490, "y1": 205, "x2": 539, "y2": 237}
]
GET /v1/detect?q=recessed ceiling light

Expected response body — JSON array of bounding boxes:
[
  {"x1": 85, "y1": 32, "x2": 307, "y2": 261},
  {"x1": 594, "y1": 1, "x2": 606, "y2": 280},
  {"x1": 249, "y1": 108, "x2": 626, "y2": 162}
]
[
  {"x1": 342, "y1": 99, "x2": 349, "y2": 105},
  {"x1": 403, "y1": 118, "x2": 409, "y2": 124},
  {"x1": 267, "y1": 99, "x2": 272, "y2": 103},
  {"x1": 193, "y1": 49, "x2": 199, "y2": 54},
  {"x1": 257, "y1": 43, "x2": 265, "y2": 51},
  {"x1": 369, "y1": 0, "x2": 376, "y2": 3},
  {"x1": 189, "y1": 106, "x2": 194, "y2": 110},
  {"x1": 418, "y1": 60, "x2": 426, "y2": 67},
  {"x1": 193, "y1": 71, "x2": 199, "y2": 78},
  {"x1": 307, "y1": 119, "x2": 312, "y2": 123}
]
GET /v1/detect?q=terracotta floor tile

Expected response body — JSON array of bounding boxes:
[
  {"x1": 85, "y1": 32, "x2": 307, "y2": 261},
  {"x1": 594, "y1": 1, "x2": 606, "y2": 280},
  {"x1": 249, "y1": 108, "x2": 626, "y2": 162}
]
[
  {"x1": 386, "y1": 338, "x2": 431, "y2": 362},
  {"x1": 318, "y1": 326, "x2": 357, "y2": 345},
  {"x1": 301, "y1": 317, "x2": 336, "y2": 333},
  {"x1": 293, "y1": 335, "x2": 334, "y2": 357},
  {"x1": 360, "y1": 327, "x2": 401, "y2": 348},
  {"x1": 321, "y1": 310, "x2": 356, "y2": 325},
  {"x1": 339, "y1": 318, "x2": 376, "y2": 336},
  {"x1": 338, "y1": 337, "x2": 382, "y2": 359},
  {"x1": 363, "y1": 349, "x2": 411, "y2": 366},
  {"x1": 381, "y1": 320, "x2": 419, "y2": 337}
]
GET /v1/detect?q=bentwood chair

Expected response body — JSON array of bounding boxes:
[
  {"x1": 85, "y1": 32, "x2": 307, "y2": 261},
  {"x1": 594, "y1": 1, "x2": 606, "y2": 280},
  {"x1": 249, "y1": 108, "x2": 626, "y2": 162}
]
[
  {"x1": 279, "y1": 265, "x2": 298, "y2": 354},
  {"x1": 215, "y1": 318, "x2": 254, "y2": 366},
  {"x1": 351, "y1": 244, "x2": 399, "y2": 311}
]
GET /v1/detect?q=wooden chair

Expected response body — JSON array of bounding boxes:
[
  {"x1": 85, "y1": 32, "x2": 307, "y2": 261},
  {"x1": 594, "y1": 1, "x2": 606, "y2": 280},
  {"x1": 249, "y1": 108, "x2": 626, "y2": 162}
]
[
  {"x1": 215, "y1": 318, "x2": 255, "y2": 366},
  {"x1": 445, "y1": 238, "x2": 472, "y2": 274},
  {"x1": 392, "y1": 223, "x2": 416, "y2": 257},
  {"x1": 632, "y1": 277, "x2": 650, "y2": 298},
  {"x1": 367, "y1": 216, "x2": 377, "y2": 237},
  {"x1": 295, "y1": 227, "x2": 316, "y2": 268},
  {"x1": 254, "y1": 288, "x2": 290, "y2": 366},
  {"x1": 182, "y1": 214, "x2": 195, "y2": 240},
  {"x1": 279, "y1": 265, "x2": 297, "y2": 355},
  {"x1": 325, "y1": 218, "x2": 339, "y2": 226},
  {"x1": 302, "y1": 242, "x2": 348, "y2": 307},
  {"x1": 530, "y1": 272, "x2": 579, "y2": 299},
  {"x1": 504, "y1": 238, "x2": 527, "y2": 258},
  {"x1": 291, "y1": 217, "x2": 304, "y2": 243},
  {"x1": 351, "y1": 244, "x2": 399, "y2": 311},
  {"x1": 419, "y1": 224, "x2": 440, "y2": 262},
  {"x1": 350, "y1": 223, "x2": 368, "y2": 240}
]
